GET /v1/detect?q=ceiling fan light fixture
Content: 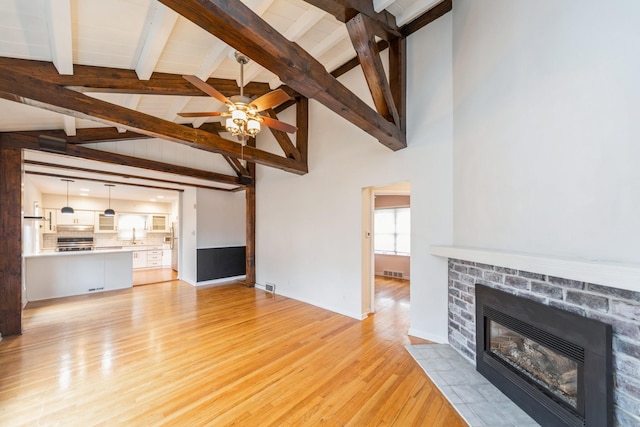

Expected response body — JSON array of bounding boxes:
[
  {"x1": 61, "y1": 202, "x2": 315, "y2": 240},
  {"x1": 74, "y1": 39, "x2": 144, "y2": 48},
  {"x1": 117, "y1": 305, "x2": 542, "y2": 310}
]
[
  {"x1": 226, "y1": 118, "x2": 239, "y2": 133},
  {"x1": 232, "y1": 109, "x2": 247, "y2": 126},
  {"x1": 247, "y1": 118, "x2": 261, "y2": 135},
  {"x1": 180, "y1": 51, "x2": 296, "y2": 140}
]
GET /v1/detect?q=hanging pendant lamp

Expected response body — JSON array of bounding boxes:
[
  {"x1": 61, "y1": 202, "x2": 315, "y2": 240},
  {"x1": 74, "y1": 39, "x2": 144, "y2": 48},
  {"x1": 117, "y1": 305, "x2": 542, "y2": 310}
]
[
  {"x1": 104, "y1": 184, "x2": 115, "y2": 217},
  {"x1": 61, "y1": 179, "x2": 74, "y2": 215}
]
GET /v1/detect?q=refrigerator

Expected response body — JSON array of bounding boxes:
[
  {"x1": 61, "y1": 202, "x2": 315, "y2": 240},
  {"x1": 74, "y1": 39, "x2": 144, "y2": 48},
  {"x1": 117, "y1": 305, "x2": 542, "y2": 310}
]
[{"x1": 171, "y1": 222, "x2": 179, "y2": 272}]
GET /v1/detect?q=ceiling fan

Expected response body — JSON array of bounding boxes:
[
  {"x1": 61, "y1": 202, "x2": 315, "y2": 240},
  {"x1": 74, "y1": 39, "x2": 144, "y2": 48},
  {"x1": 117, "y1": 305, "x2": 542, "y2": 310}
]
[{"x1": 178, "y1": 52, "x2": 297, "y2": 141}]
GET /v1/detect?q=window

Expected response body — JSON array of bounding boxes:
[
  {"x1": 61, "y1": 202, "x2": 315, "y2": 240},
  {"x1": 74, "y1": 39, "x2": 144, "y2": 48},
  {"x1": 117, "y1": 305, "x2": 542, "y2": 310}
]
[{"x1": 374, "y1": 207, "x2": 410, "y2": 255}]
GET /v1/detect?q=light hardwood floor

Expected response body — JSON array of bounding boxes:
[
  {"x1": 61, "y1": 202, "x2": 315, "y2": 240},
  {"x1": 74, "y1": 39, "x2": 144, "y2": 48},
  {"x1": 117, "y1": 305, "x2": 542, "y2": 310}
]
[
  {"x1": 132, "y1": 267, "x2": 178, "y2": 286},
  {"x1": 0, "y1": 277, "x2": 465, "y2": 426}
]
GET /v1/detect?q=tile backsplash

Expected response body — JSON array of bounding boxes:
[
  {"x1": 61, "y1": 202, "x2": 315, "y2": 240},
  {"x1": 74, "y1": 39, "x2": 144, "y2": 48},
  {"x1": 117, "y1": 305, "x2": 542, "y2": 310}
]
[{"x1": 43, "y1": 231, "x2": 170, "y2": 250}]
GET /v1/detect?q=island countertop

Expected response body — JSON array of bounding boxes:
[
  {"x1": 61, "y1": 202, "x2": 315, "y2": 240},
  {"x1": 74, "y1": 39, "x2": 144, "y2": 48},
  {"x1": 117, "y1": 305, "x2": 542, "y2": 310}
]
[
  {"x1": 23, "y1": 245, "x2": 165, "y2": 258},
  {"x1": 25, "y1": 250, "x2": 133, "y2": 301}
]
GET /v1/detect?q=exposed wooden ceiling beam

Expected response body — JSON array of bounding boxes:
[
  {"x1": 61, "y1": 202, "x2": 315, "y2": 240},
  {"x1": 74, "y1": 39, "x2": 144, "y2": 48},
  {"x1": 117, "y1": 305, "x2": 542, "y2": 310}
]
[
  {"x1": 303, "y1": 0, "x2": 399, "y2": 37},
  {"x1": 0, "y1": 57, "x2": 271, "y2": 98},
  {"x1": 1, "y1": 132, "x2": 244, "y2": 186},
  {"x1": 401, "y1": 0, "x2": 451, "y2": 37},
  {"x1": 18, "y1": 123, "x2": 228, "y2": 146},
  {"x1": 306, "y1": 1, "x2": 451, "y2": 80},
  {"x1": 389, "y1": 36, "x2": 406, "y2": 132},
  {"x1": 24, "y1": 160, "x2": 237, "y2": 192},
  {"x1": 264, "y1": 109, "x2": 301, "y2": 161},
  {"x1": 26, "y1": 170, "x2": 190, "y2": 193},
  {"x1": 17, "y1": 128, "x2": 151, "y2": 144},
  {"x1": 347, "y1": 14, "x2": 400, "y2": 125},
  {"x1": 0, "y1": 67, "x2": 307, "y2": 174},
  {"x1": 296, "y1": 97, "x2": 309, "y2": 164},
  {"x1": 158, "y1": 0, "x2": 406, "y2": 151}
]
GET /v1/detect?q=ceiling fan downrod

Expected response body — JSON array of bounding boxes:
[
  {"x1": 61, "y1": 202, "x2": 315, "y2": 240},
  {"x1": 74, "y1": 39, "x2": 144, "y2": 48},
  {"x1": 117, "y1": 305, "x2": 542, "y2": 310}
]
[{"x1": 235, "y1": 51, "x2": 250, "y2": 98}]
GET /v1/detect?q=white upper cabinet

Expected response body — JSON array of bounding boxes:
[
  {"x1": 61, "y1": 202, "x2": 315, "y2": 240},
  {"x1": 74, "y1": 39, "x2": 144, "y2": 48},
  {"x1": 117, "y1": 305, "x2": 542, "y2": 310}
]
[
  {"x1": 95, "y1": 212, "x2": 118, "y2": 233},
  {"x1": 55, "y1": 209, "x2": 95, "y2": 226},
  {"x1": 147, "y1": 214, "x2": 169, "y2": 233}
]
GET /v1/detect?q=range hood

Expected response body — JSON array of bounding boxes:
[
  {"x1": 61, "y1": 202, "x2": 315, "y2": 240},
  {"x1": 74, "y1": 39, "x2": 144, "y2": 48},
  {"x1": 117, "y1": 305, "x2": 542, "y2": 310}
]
[{"x1": 56, "y1": 224, "x2": 94, "y2": 232}]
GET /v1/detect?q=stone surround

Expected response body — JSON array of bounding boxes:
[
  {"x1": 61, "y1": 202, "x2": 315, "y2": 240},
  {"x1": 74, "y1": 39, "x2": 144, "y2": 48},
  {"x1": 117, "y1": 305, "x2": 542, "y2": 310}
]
[{"x1": 447, "y1": 258, "x2": 640, "y2": 426}]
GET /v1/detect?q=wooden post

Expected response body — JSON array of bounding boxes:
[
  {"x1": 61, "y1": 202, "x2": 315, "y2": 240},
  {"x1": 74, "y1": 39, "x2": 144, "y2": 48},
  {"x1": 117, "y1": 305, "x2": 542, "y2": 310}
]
[
  {"x1": 245, "y1": 138, "x2": 256, "y2": 287},
  {"x1": 0, "y1": 144, "x2": 23, "y2": 336}
]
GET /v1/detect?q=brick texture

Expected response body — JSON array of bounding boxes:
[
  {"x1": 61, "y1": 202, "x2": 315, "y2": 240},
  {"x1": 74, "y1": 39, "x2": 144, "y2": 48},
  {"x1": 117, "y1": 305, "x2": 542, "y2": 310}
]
[{"x1": 447, "y1": 258, "x2": 640, "y2": 427}]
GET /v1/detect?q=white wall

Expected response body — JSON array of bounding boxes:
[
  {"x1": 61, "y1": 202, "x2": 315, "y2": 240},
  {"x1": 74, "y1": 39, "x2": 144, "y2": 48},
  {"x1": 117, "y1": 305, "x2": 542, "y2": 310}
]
[
  {"x1": 180, "y1": 188, "x2": 198, "y2": 285},
  {"x1": 196, "y1": 188, "x2": 245, "y2": 248},
  {"x1": 255, "y1": 15, "x2": 453, "y2": 340},
  {"x1": 452, "y1": 0, "x2": 640, "y2": 264}
]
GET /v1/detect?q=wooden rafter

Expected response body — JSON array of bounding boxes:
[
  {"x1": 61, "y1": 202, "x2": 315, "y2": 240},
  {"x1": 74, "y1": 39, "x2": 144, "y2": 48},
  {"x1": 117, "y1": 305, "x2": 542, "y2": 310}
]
[
  {"x1": 264, "y1": 109, "x2": 301, "y2": 161},
  {"x1": 0, "y1": 67, "x2": 306, "y2": 174},
  {"x1": 16, "y1": 128, "x2": 149, "y2": 145},
  {"x1": 389, "y1": 36, "x2": 406, "y2": 132},
  {"x1": 24, "y1": 160, "x2": 236, "y2": 192},
  {"x1": 0, "y1": 57, "x2": 271, "y2": 98},
  {"x1": 347, "y1": 13, "x2": 400, "y2": 126},
  {"x1": 158, "y1": 0, "x2": 406, "y2": 151},
  {"x1": 303, "y1": 0, "x2": 399, "y2": 34},
  {"x1": 401, "y1": 0, "x2": 452, "y2": 37},
  {"x1": 296, "y1": 97, "x2": 309, "y2": 164},
  {"x1": 1, "y1": 133, "x2": 244, "y2": 186}
]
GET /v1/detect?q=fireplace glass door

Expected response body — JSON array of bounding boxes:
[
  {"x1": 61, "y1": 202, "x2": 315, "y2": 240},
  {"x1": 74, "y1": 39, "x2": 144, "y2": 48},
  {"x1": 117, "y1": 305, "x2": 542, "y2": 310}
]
[{"x1": 489, "y1": 320, "x2": 579, "y2": 410}]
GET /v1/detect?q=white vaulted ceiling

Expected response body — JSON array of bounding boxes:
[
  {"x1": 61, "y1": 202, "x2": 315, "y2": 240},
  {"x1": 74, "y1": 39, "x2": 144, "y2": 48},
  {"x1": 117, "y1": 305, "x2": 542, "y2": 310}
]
[{"x1": 0, "y1": 0, "x2": 446, "y2": 199}]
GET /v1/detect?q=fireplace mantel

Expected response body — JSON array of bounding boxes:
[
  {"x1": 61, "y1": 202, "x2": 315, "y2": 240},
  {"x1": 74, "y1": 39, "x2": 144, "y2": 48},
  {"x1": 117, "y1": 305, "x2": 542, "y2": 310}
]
[{"x1": 430, "y1": 245, "x2": 640, "y2": 293}]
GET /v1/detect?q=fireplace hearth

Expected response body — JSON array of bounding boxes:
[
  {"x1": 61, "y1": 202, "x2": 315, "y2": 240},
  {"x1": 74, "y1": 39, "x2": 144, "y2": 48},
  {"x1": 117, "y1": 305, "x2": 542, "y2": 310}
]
[{"x1": 476, "y1": 284, "x2": 612, "y2": 427}]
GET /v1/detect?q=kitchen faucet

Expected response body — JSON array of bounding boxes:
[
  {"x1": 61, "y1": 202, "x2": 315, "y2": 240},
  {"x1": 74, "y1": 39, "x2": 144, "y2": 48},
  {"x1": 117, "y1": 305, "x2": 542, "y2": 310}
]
[{"x1": 132, "y1": 227, "x2": 136, "y2": 244}]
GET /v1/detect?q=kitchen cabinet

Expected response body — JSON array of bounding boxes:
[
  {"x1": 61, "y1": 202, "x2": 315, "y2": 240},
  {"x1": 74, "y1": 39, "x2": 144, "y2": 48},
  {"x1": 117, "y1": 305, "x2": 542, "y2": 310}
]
[
  {"x1": 43, "y1": 208, "x2": 57, "y2": 233},
  {"x1": 25, "y1": 251, "x2": 133, "y2": 301},
  {"x1": 162, "y1": 249, "x2": 171, "y2": 267},
  {"x1": 132, "y1": 250, "x2": 147, "y2": 269},
  {"x1": 146, "y1": 249, "x2": 163, "y2": 268},
  {"x1": 56, "y1": 209, "x2": 95, "y2": 226},
  {"x1": 132, "y1": 247, "x2": 168, "y2": 270},
  {"x1": 95, "y1": 212, "x2": 117, "y2": 233},
  {"x1": 147, "y1": 214, "x2": 169, "y2": 232}
]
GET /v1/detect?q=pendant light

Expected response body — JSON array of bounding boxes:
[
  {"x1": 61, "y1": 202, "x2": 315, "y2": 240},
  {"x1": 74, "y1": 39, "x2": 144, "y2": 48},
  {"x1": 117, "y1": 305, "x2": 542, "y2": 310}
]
[
  {"x1": 104, "y1": 184, "x2": 115, "y2": 217},
  {"x1": 61, "y1": 179, "x2": 74, "y2": 215}
]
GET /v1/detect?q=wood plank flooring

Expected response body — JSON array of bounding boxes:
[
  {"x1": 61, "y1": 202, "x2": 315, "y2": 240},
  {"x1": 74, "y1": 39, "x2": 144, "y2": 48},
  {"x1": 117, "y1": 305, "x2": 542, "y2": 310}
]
[
  {"x1": 0, "y1": 277, "x2": 465, "y2": 426},
  {"x1": 132, "y1": 267, "x2": 178, "y2": 286}
]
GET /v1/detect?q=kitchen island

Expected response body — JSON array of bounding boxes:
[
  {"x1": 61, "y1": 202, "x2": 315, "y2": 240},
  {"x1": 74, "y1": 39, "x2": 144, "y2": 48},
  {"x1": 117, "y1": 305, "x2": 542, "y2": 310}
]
[{"x1": 24, "y1": 250, "x2": 133, "y2": 301}]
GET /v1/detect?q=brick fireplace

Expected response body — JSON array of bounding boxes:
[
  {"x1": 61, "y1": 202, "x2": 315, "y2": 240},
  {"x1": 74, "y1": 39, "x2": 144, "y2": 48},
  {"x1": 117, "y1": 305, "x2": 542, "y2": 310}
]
[{"x1": 446, "y1": 257, "x2": 640, "y2": 426}]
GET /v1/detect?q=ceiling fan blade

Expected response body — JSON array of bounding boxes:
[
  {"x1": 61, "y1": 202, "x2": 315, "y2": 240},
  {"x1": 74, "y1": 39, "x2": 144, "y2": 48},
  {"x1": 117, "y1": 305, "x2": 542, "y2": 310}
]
[
  {"x1": 182, "y1": 75, "x2": 230, "y2": 105},
  {"x1": 261, "y1": 116, "x2": 298, "y2": 134},
  {"x1": 250, "y1": 89, "x2": 291, "y2": 112},
  {"x1": 177, "y1": 111, "x2": 224, "y2": 118}
]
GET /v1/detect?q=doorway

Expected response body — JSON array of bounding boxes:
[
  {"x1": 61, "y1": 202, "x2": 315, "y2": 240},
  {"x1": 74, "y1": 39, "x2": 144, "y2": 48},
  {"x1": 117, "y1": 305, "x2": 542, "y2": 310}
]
[{"x1": 362, "y1": 182, "x2": 411, "y2": 315}]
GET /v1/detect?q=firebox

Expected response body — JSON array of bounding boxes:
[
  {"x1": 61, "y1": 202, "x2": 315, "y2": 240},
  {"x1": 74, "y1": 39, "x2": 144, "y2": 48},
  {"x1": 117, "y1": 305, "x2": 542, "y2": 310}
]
[{"x1": 475, "y1": 284, "x2": 612, "y2": 427}]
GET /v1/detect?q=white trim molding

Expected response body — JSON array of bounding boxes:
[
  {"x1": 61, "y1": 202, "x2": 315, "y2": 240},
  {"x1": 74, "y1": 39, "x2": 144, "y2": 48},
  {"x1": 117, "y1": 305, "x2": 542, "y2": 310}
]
[{"x1": 430, "y1": 246, "x2": 640, "y2": 293}]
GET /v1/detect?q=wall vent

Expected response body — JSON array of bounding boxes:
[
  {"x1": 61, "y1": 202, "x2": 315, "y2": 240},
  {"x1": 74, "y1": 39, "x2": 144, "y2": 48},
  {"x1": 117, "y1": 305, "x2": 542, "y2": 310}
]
[
  {"x1": 265, "y1": 283, "x2": 276, "y2": 293},
  {"x1": 383, "y1": 271, "x2": 404, "y2": 278}
]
